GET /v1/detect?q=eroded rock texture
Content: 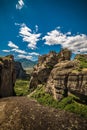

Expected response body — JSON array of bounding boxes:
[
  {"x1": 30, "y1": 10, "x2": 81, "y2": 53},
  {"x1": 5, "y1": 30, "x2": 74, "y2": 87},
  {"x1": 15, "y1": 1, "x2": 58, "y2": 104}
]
[
  {"x1": 29, "y1": 51, "x2": 59, "y2": 89},
  {"x1": 46, "y1": 60, "x2": 87, "y2": 101},
  {"x1": 30, "y1": 49, "x2": 87, "y2": 101},
  {"x1": 29, "y1": 49, "x2": 71, "y2": 89},
  {"x1": 0, "y1": 55, "x2": 16, "y2": 97}
]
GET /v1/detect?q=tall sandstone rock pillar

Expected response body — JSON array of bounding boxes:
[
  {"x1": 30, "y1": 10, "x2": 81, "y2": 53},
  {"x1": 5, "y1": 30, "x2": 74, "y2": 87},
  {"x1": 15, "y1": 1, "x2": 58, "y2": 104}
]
[{"x1": 0, "y1": 55, "x2": 16, "y2": 97}]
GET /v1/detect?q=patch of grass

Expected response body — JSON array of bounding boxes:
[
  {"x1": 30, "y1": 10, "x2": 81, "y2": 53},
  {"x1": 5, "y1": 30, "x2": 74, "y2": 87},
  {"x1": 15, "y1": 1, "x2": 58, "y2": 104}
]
[
  {"x1": 30, "y1": 85, "x2": 87, "y2": 118},
  {"x1": 77, "y1": 55, "x2": 87, "y2": 68},
  {"x1": 31, "y1": 85, "x2": 59, "y2": 108},
  {"x1": 14, "y1": 80, "x2": 29, "y2": 96},
  {"x1": 64, "y1": 102, "x2": 87, "y2": 118}
]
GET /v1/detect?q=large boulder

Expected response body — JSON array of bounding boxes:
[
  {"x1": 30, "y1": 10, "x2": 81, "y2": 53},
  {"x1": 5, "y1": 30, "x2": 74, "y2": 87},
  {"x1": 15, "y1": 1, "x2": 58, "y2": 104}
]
[{"x1": 0, "y1": 55, "x2": 16, "y2": 97}]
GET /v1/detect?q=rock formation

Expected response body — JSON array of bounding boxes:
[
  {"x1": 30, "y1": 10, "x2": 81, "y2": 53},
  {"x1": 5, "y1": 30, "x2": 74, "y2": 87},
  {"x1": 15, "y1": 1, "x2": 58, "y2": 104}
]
[
  {"x1": 46, "y1": 60, "x2": 87, "y2": 101},
  {"x1": 0, "y1": 55, "x2": 16, "y2": 97},
  {"x1": 29, "y1": 49, "x2": 71, "y2": 90},
  {"x1": 15, "y1": 61, "x2": 29, "y2": 79},
  {"x1": 29, "y1": 51, "x2": 58, "y2": 89},
  {"x1": 58, "y1": 48, "x2": 71, "y2": 62},
  {"x1": 29, "y1": 49, "x2": 87, "y2": 101}
]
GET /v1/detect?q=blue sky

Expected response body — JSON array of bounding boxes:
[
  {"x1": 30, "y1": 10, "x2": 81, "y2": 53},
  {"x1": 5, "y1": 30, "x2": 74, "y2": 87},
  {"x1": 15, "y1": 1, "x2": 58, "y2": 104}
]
[{"x1": 0, "y1": 0, "x2": 87, "y2": 60}]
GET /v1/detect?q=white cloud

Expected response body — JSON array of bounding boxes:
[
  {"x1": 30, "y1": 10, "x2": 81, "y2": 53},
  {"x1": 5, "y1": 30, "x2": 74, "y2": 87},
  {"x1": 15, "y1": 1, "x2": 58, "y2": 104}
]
[
  {"x1": 2, "y1": 50, "x2": 11, "y2": 52},
  {"x1": 18, "y1": 54, "x2": 32, "y2": 60},
  {"x1": 43, "y1": 29, "x2": 87, "y2": 54},
  {"x1": 11, "y1": 48, "x2": 27, "y2": 54},
  {"x1": 19, "y1": 23, "x2": 41, "y2": 49},
  {"x1": 16, "y1": 0, "x2": 24, "y2": 10},
  {"x1": 3, "y1": 41, "x2": 27, "y2": 56},
  {"x1": 8, "y1": 41, "x2": 19, "y2": 49},
  {"x1": 28, "y1": 52, "x2": 40, "y2": 56}
]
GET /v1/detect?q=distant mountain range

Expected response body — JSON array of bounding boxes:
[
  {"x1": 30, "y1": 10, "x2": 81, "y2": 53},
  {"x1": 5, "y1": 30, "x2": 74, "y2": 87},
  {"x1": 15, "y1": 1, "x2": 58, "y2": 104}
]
[{"x1": 16, "y1": 58, "x2": 38, "y2": 68}]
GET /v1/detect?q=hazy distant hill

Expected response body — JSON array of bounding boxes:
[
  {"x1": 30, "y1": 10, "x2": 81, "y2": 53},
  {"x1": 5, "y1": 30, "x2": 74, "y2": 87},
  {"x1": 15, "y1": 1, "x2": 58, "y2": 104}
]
[{"x1": 16, "y1": 58, "x2": 37, "y2": 68}]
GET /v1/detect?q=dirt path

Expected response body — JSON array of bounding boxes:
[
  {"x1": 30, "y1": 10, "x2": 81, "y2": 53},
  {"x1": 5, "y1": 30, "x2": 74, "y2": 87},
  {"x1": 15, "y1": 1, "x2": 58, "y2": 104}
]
[{"x1": 0, "y1": 96, "x2": 87, "y2": 130}]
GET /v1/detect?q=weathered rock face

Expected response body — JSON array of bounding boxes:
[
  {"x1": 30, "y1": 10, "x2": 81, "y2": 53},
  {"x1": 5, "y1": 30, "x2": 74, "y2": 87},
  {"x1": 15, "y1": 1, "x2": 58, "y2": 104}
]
[
  {"x1": 0, "y1": 55, "x2": 16, "y2": 97},
  {"x1": 15, "y1": 61, "x2": 28, "y2": 79},
  {"x1": 58, "y1": 48, "x2": 71, "y2": 62},
  {"x1": 29, "y1": 51, "x2": 59, "y2": 89},
  {"x1": 30, "y1": 49, "x2": 87, "y2": 101},
  {"x1": 46, "y1": 60, "x2": 87, "y2": 101},
  {"x1": 29, "y1": 49, "x2": 72, "y2": 90}
]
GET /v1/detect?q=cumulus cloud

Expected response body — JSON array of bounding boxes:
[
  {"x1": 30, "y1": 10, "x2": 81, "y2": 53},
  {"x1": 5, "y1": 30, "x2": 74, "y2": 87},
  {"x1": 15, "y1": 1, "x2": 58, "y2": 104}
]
[
  {"x1": 8, "y1": 41, "x2": 18, "y2": 49},
  {"x1": 16, "y1": 0, "x2": 24, "y2": 10},
  {"x1": 19, "y1": 23, "x2": 41, "y2": 49},
  {"x1": 18, "y1": 54, "x2": 32, "y2": 60},
  {"x1": 42, "y1": 29, "x2": 87, "y2": 54}
]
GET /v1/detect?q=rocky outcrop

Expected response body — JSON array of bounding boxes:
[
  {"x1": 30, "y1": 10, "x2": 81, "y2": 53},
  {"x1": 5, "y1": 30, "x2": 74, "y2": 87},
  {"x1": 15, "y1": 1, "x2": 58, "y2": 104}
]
[
  {"x1": 58, "y1": 48, "x2": 71, "y2": 62},
  {"x1": 29, "y1": 49, "x2": 71, "y2": 90},
  {"x1": 0, "y1": 55, "x2": 16, "y2": 97},
  {"x1": 46, "y1": 60, "x2": 87, "y2": 101},
  {"x1": 29, "y1": 51, "x2": 58, "y2": 89},
  {"x1": 29, "y1": 49, "x2": 87, "y2": 101},
  {"x1": 15, "y1": 61, "x2": 29, "y2": 79}
]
